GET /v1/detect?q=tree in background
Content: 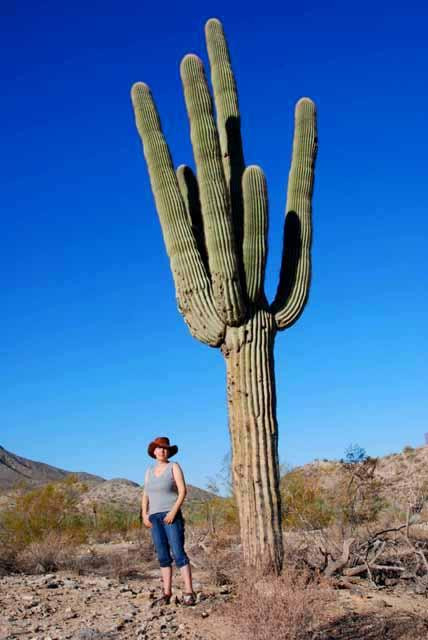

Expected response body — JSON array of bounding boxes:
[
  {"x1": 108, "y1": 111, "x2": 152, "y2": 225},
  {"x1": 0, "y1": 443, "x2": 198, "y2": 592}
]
[
  {"x1": 131, "y1": 19, "x2": 317, "y2": 572},
  {"x1": 343, "y1": 444, "x2": 368, "y2": 464}
]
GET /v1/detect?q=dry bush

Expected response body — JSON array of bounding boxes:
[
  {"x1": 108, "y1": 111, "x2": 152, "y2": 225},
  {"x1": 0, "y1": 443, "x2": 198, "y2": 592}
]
[
  {"x1": 66, "y1": 547, "x2": 109, "y2": 574},
  {"x1": 184, "y1": 496, "x2": 239, "y2": 535},
  {"x1": 101, "y1": 548, "x2": 143, "y2": 579},
  {"x1": 16, "y1": 531, "x2": 78, "y2": 573},
  {"x1": 89, "y1": 504, "x2": 140, "y2": 542},
  {"x1": 203, "y1": 532, "x2": 240, "y2": 585},
  {"x1": 0, "y1": 542, "x2": 18, "y2": 576},
  {"x1": 68, "y1": 533, "x2": 154, "y2": 578},
  {"x1": 281, "y1": 469, "x2": 334, "y2": 529},
  {"x1": 229, "y1": 566, "x2": 333, "y2": 640},
  {"x1": 102, "y1": 535, "x2": 155, "y2": 579},
  {"x1": 327, "y1": 457, "x2": 387, "y2": 529},
  {"x1": 186, "y1": 527, "x2": 240, "y2": 584}
]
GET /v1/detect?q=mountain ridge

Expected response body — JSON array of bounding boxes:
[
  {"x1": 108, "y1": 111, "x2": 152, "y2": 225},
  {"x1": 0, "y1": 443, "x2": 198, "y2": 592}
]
[
  {"x1": 0, "y1": 446, "x2": 215, "y2": 511},
  {"x1": 0, "y1": 445, "x2": 104, "y2": 490}
]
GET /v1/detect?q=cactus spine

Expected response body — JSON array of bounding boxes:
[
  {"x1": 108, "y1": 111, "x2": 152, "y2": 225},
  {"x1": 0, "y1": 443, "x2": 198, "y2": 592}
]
[{"x1": 131, "y1": 18, "x2": 317, "y2": 572}]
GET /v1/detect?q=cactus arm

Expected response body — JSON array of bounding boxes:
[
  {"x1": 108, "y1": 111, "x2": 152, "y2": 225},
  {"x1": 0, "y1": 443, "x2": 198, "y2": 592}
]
[
  {"x1": 242, "y1": 166, "x2": 268, "y2": 305},
  {"x1": 205, "y1": 18, "x2": 246, "y2": 288},
  {"x1": 205, "y1": 18, "x2": 244, "y2": 188},
  {"x1": 272, "y1": 98, "x2": 318, "y2": 330},
  {"x1": 131, "y1": 82, "x2": 225, "y2": 346},
  {"x1": 176, "y1": 164, "x2": 210, "y2": 276},
  {"x1": 180, "y1": 55, "x2": 246, "y2": 327}
]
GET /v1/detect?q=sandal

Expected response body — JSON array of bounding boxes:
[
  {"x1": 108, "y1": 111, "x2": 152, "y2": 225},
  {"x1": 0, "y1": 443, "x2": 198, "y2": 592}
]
[
  {"x1": 150, "y1": 592, "x2": 171, "y2": 607},
  {"x1": 182, "y1": 592, "x2": 196, "y2": 606}
]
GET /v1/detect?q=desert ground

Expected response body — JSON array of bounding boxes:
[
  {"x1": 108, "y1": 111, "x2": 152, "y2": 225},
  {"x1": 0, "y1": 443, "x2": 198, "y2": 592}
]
[{"x1": 2, "y1": 445, "x2": 428, "y2": 639}]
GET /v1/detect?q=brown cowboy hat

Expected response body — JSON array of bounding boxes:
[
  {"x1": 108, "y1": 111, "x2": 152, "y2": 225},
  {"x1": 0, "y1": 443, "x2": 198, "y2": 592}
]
[{"x1": 147, "y1": 436, "x2": 178, "y2": 459}]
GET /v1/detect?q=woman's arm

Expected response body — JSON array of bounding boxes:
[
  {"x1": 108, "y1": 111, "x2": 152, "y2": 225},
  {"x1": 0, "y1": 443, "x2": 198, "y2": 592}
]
[
  {"x1": 163, "y1": 463, "x2": 187, "y2": 524},
  {"x1": 142, "y1": 469, "x2": 152, "y2": 528}
]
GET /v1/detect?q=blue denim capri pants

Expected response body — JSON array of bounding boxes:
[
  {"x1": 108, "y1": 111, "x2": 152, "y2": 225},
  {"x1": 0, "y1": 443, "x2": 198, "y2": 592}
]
[{"x1": 149, "y1": 511, "x2": 189, "y2": 568}]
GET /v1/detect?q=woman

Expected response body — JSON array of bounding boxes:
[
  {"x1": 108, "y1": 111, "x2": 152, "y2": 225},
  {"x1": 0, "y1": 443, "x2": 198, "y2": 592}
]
[{"x1": 142, "y1": 436, "x2": 195, "y2": 605}]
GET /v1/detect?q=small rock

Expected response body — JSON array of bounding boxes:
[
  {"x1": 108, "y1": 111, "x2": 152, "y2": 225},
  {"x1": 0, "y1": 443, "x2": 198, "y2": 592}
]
[
  {"x1": 65, "y1": 612, "x2": 78, "y2": 620},
  {"x1": 46, "y1": 581, "x2": 60, "y2": 589},
  {"x1": 201, "y1": 612, "x2": 209, "y2": 618},
  {"x1": 122, "y1": 615, "x2": 134, "y2": 622}
]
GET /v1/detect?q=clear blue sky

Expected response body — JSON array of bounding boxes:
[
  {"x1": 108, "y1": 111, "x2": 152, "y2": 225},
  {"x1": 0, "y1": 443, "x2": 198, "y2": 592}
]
[{"x1": 2, "y1": 0, "x2": 427, "y2": 490}]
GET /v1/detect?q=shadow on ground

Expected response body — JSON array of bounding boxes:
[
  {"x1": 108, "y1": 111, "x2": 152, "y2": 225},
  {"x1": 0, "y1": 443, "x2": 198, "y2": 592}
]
[{"x1": 316, "y1": 611, "x2": 428, "y2": 640}]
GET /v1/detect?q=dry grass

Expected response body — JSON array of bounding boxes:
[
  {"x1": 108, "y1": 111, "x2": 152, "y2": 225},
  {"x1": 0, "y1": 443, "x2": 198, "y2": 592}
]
[
  {"x1": 16, "y1": 531, "x2": 80, "y2": 573},
  {"x1": 186, "y1": 528, "x2": 241, "y2": 585},
  {"x1": 7, "y1": 527, "x2": 155, "y2": 578},
  {"x1": 228, "y1": 565, "x2": 333, "y2": 640},
  {"x1": 68, "y1": 534, "x2": 155, "y2": 578},
  {"x1": 0, "y1": 542, "x2": 18, "y2": 576}
]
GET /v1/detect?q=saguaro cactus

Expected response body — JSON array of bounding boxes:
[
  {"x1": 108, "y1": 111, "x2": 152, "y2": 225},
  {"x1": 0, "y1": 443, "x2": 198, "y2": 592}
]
[{"x1": 131, "y1": 18, "x2": 317, "y2": 572}]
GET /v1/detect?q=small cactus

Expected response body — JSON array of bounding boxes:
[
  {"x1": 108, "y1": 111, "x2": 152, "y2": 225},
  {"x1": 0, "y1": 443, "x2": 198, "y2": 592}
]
[{"x1": 131, "y1": 18, "x2": 317, "y2": 572}]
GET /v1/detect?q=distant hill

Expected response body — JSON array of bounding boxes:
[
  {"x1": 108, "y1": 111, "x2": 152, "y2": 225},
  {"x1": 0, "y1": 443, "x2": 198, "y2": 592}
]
[
  {"x1": 80, "y1": 477, "x2": 214, "y2": 514},
  {"x1": 0, "y1": 445, "x2": 104, "y2": 490},
  {"x1": 0, "y1": 446, "x2": 215, "y2": 513},
  {"x1": 287, "y1": 444, "x2": 428, "y2": 509}
]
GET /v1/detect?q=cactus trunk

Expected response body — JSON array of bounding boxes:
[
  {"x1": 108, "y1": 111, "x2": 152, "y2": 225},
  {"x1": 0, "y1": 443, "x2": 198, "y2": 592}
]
[{"x1": 222, "y1": 309, "x2": 283, "y2": 572}]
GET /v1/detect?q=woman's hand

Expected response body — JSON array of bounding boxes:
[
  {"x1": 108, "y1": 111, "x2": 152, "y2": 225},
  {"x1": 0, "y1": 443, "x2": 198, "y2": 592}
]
[
  {"x1": 143, "y1": 515, "x2": 152, "y2": 528},
  {"x1": 163, "y1": 511, "x2": 176, "y2": 524}
]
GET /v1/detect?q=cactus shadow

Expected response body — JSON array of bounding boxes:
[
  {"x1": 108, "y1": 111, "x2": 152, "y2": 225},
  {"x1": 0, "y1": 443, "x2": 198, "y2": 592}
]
[
  {"x1": 225, "y1": 116, "x2": 246, "y2": 288},
  {"x1": 271, "y1": 211, "x2": 308, "y2": 322}
]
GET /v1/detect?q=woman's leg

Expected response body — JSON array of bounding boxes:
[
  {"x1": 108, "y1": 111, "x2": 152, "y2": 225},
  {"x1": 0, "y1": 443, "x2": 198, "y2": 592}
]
[
  {"x1": 180, "y1": 562, "x2": 193, "y2": 594},
  {"x1": 150, "y1": 513, "x2": 173, "y2": 596},
  {"x1": 160, "y1": 566, "x2": 172, "y2": 596},
  {"x1": 164, "y1": 512, "x2": 194, "y2": 594}
]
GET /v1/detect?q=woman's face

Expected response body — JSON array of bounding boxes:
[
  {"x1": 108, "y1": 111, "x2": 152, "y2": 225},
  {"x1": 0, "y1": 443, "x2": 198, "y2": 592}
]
[{"x1": 154, "y1": 446, "x2": 169, "y2": 462}]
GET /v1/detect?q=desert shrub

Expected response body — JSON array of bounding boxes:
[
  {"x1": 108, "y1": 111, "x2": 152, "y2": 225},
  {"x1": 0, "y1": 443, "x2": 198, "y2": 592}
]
[
  {"x1": 332, "y1": 456, "x2": 386, "y2": 527},
  {"x1": 184, "y1": 496, "x2": 239, "y2": 534},
  {"x1": 0, "y1": 478, "x2": 87, "y2": 553},
  {"x1": 0, "y1": 541, "x2": 18, "y2": 575},
  {"x1": 67, "y1": 533, "x2": 154, "y2": 578},
  {"x1": 403, "y1": 445, "x2": 415, "y2": 455},
  {"x1": 89, "y1": 504, "x2": 140, "y2": 541},
  {"x1": 229, "y1": 566, "x2": 333, "y2": 640},
  {"x1": 202, "y1": 531, "x2": 240, "y2": 585},
  {"x1": 281, "y1": 470, "x2": 334, "y2": 529},
  {"x1": 16, "y1": 530, "x2": 78, "y2": 573}
]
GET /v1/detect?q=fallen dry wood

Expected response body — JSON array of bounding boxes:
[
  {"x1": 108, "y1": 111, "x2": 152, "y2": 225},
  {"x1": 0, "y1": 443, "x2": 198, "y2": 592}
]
[
  {"x1": 324, "y1": 538, "x2": 355, "y2": 578},
  {"x1": 343, "y1": 564, "x2": 405, "y2": 576}
]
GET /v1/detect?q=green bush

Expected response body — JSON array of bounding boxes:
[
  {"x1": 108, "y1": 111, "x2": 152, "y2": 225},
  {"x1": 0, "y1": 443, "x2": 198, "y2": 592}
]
[
  {"x1": 90, "y1": 503, "x2": 140, "y2": 540},
  {"x1": 281, "y1": 470, "x2": 334, "y2": 529},
  {"x1": 184, "y1": 496, "x2": 239, "y2": 533},
  {"x1": 403, "y1": 445, "x2": 415, "y2": 455},
  {"x1": 0, "y1": 477, "x2": 87, "y2": 552}
]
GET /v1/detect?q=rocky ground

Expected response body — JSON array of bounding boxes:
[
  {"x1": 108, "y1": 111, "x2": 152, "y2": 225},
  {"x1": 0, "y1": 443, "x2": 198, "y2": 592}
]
[
  {"x1": 1, "y1": 541, "x2": 428, "y2": 640},
  {"x1": 0, "y1": 568, "x2": 236, "y2": 640}
]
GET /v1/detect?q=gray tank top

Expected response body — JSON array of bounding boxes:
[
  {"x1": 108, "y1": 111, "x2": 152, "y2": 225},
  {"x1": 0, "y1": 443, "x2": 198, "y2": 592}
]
[{"x1": 145, "y1": 463, "x2": 178, "y2": 515}]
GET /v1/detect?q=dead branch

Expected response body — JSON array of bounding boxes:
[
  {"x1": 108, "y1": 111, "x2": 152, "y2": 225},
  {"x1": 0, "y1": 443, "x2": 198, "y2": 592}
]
[{"x1": 324, "y1": 537, "x2": 355, "y2": 577}]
